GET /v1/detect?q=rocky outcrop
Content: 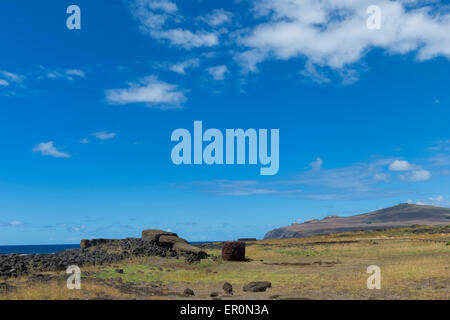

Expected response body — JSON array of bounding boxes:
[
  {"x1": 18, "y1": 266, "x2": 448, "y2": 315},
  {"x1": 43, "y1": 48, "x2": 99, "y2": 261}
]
[
  {"x1": 222, "y1": 241, "x2": 246, "y2": 261},
  {"x1": 264, "y1": 228, "x2": 301, "y2": 239},
  {"x1": 0, "y1": 230, "x2": 207, "y2": 279}
]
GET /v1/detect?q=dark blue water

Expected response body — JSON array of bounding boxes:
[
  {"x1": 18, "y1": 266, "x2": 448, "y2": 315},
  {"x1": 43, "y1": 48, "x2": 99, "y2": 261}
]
[
  {"x1": 0, "y1": 241, "x2": 219, "y2": 255},
  {"x1": 0, "y1": 244, "x2": 80, "y2": 255}
]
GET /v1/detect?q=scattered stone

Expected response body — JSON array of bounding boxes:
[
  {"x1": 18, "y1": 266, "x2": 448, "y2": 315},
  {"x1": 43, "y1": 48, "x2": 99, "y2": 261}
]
[
  {"x1": 184, "y1": 288, "x2": 195, "y2": 296},
  {"x1": 270, "y1": 294, "x2": 280, "y2": 299},
  {"x1": 222, "y1": 241, "x2": 246, "y2": 261},
  {"x1": 210, "y1": 292, "x2": 219, "y2": 297},
  {"x1": 223, "y1": 282, "x2": 233, "y2": 294},
  {"x1": 243, "y1": 281, "x2": 272, "y2": 292},
  {"x1": 115, "y1": 269, "x2": 124, "y2": 274}
]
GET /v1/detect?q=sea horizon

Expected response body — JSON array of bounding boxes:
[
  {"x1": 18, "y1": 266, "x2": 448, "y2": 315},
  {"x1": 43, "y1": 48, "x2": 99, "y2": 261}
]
[{"x1": 0, "y1": 241, "x2": 224, "y2": 255}]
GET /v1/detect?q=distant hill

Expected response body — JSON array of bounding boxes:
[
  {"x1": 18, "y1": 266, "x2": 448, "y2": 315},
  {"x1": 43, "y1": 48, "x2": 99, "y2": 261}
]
[{"x1": 264, "y1": 203, "x2": 450, "y2": 239}]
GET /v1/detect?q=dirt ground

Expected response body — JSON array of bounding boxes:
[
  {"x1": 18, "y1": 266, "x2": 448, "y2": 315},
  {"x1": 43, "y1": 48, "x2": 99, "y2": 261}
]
[{"x1": 1, "y1": 226, "x2": 449, "y2": 300}]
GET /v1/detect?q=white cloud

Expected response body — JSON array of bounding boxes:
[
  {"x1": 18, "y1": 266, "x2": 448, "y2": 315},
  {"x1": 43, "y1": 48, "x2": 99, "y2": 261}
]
[
  {"x1": 309, "y1": 157, "x2": 323, "y2": 170},
  {"x1": 150, "y1": 29, "x2": 218, "y2": 49},
  {"x1": 389, "y1": 159, "x2": 431, "y2": 181},
  {"x1": 1, "y1": 221, "x2": 27, "y2": 227},
  {"x1": 429, "y1": 139, "x2": 450, "y2": 152},
  {"x1": 168, "y1": 58, "x2": 200, "y2": 74},
  {"x1": 399, "y1": 169, "x2": 431, "y2": 182},
  {"x1": 105, "y1": 76, "x2": 187, "y2": 108},
  {"x1": 389, "y1": 160, "x2": 414, "y2": 171},
  {"x1": 0, "y1": 71, "x2": 24, "y2": 83},
  {"x1": 237, "y1": 0, "x2": 450, "y2": 77},
  {"x1": 9, "y1": 221, "x2": 24, "y2": 226},
  {"x1": 295, "y1": 157, "x2": 393, "y2": 191},
  {"x1": 207, "y1": 65, "x2": 229, "y2": 80},
  {"x1": 145, "y1": 0, "x2": 177, "y2": 13},
  {"x1": 66, "y1": 69, "x2": 86, "y2": 78},
  {"x1": 374, "y1": 173, "x2": 390, "y2": 182},
  {"x1": 300, "y1": 61, "x2": 331, "y2": 84},
  {"x1": 0, "y1": 71, "x2": 25, "y2": 93},
  {"x1": 200, "y1": 9, "x2": 233, "y2": 27},
  {"x1": 40, "y1": 67, "x2": 86, "y2": 81},
  {"x1": 79, "y1": 138, "x2": 90, "y2": 144},
  {"x1": 130, "y1": 0, "x2": 218, "y2": 49},
  {"x1": 408, "y1": 195, "x2": 448, "y2": 207},
  {"x1": 186, "y1": 156, "x2": 434, "y2": 200},
  {"x1": 192, "y1": 180, "x2": 278, "y2": 196},
  {"x1": 90, "y1": 131, "x2": 117, "y2": 140},
  {"x1": 33, "y1": 141, "x2": 70, "y2": 158}
]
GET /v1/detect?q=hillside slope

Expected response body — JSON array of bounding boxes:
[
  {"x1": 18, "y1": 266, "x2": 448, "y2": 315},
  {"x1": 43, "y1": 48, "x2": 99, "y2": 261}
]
[{"x1": 264, "y1": 203, "x2": 450, "y2": 239}]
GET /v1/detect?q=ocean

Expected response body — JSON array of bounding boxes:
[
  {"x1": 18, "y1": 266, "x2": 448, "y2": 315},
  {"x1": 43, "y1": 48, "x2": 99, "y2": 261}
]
[
  {"x1": 0, "y1": 241, "x2": 219, "y2": 255},
  {"x1": 0, "y1": 244, "x2": 80, "y2": 255}
]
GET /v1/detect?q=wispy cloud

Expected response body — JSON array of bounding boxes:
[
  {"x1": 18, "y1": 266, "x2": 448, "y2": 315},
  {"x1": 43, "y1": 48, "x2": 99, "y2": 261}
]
[
  {"x1": 105, "y1": 75, "x2": 187, "y2": 109},
  {"x1": 33, "y1": 141, "x2": 70, "y2": 158},
  {"x1": 408, "y1": 195, "x2": 449, "y2": 207},
  {"x1": 190, "y1": 180, "x2": 278, "y2": 196},
  {"x1": 0, "y1": 70, "x2": 24, "y2": 84},
  {"x1": 185, "y1": 156, "x2": 433, "y2": 200},
  {"x1": 0, "y1": 221, "x2": 28, "y2": 227},
  {"x1": 38, "y1": 66, "x2": 86, "y2": 81},
  {"x1": 0, "y1": 70, "x2": 25, "y2": 94},
  {"x1": 428, "y1": 139, "x2": 450, "y2": 152},
  {"x1": 299, "y1": 62, "x2": 331, "y2": 84},
  {"x1": 207, "y1": 65, "x2": 229, "y2": 80},
  {"x1": 130, "y1": 0, "x2": 218, "y2": 49},
  {"x1": 199, "y1": 9, "x2": 233, "y2": 27},
  {"x1": 168, "y1": 58, "x2": 200, "y2": 74},
  {"x1": 90, "y1": 131, "x2": 117, "y2": 140}
]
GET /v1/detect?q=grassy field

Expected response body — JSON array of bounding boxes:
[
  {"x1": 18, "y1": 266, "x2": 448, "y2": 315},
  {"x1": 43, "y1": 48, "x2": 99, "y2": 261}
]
[{"x1": 1, "y1": 226, "x2": 449, "y2": 300}]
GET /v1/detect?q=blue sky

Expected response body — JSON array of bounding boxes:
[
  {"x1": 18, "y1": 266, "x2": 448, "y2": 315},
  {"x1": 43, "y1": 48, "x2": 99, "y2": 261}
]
[{"x1": 1, "y1": 0, "x2": 450, "y2": 244}]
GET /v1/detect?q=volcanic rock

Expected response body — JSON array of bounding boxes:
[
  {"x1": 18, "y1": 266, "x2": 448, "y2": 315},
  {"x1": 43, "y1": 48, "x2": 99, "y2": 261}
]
[{"x1": 243, "y1": 281, "x2": 272, "y2": 292}]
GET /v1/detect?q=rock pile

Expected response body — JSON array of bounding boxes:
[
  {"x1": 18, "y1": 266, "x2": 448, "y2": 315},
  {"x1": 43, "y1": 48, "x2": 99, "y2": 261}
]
[{"x1": 0, "y1": 229, "x2": 207, "y2": 279}]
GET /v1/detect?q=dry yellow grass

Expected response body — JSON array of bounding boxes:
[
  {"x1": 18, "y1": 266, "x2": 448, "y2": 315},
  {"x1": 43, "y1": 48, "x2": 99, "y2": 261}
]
[{"x1": 1, "y1": 228, "x2": 449, "y2": 300}]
